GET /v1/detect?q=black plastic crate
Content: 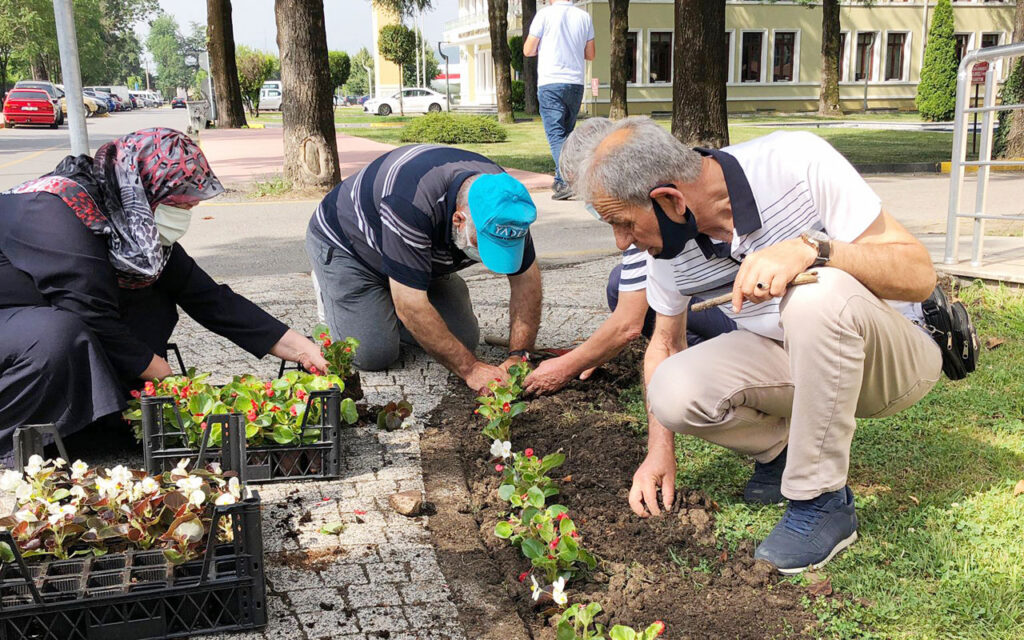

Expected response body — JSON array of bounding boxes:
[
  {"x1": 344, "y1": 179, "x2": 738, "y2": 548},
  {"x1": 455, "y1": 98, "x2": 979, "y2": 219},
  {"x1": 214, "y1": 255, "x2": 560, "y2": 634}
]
[
  {"x1": 141, "y1": 389, "x2": 344, "y2": 484},
  {"x1": 0, "y1": 492, "x2": 267, "y2": 640}
]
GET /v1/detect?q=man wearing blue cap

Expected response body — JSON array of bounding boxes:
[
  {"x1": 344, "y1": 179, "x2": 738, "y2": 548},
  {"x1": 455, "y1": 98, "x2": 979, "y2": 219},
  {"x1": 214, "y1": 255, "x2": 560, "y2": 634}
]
[{"x1": 305, "y1": 145, "x2": 542, "y2": 391}]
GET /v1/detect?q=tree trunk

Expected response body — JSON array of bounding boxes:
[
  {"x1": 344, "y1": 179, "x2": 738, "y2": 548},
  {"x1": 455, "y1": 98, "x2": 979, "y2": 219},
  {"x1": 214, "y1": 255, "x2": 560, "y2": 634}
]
[
  {"x1": 487, "y1": 0, "x2": 514, "y2": 123},
  {"x1": 398, "y1": 64, "x2": 405, "y2": 116},
  {"x1": 521, "y1": 0, "x2": 539, "y2": 115},
  {"x1": 671, "y1": 0, "x2": 728, "y2": 147},
  {"x1": 818, "y1": 0, "x2": 842, "y2": 116},
  {"x1": 274, "y1": 0, "x2": 341, "y2": 188},
  {"x1": 608, "y1": 0, "x2": 630, "y2": 119},
  {"x1": 207, "y1": 0, "x2": 248, "y2": 128},
  {"x1": 1006, "y1": 0, "x2": 1024, "y2": 157}
]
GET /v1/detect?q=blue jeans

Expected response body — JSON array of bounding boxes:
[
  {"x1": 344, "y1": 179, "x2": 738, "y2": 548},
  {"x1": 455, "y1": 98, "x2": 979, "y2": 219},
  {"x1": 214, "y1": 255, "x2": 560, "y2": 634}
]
[
  {"x1": 605, "y1": 264, "x2": 737, "y2": 346},
  {"x1": 538, "y1": 83, "x2": 585, "y2": 186}
]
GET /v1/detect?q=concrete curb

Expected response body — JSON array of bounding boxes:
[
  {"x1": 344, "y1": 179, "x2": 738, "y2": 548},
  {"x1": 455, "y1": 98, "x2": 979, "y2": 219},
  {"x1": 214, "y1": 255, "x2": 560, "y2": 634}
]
[{"x1": 854, "y1": 162, "x2": 941, "y2": 174}]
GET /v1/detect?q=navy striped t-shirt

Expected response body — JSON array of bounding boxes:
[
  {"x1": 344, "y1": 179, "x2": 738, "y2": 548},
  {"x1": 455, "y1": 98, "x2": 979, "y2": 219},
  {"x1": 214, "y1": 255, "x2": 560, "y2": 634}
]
[{"x1": 310, "y1": 145, "x2": 536, "y2": 290}]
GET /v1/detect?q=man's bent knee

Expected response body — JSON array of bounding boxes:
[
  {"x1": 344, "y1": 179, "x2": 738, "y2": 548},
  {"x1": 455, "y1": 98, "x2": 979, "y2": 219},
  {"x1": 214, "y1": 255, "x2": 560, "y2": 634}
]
[{"x1": 647, "y1": 356, "x2": 705, "y2": 435}]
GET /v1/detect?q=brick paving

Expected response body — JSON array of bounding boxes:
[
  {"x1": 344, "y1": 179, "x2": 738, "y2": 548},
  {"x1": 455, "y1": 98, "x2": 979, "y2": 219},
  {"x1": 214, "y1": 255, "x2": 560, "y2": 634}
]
[{"x1": 168, "y1": 257, "x2": 618, "y2": 639}]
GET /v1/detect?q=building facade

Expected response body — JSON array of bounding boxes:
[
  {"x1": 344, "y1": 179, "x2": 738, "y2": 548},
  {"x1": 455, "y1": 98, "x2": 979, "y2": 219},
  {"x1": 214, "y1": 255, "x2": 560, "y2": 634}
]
[{"x1": 442, "y1": 0, "x2": 1017, "y2": 114}]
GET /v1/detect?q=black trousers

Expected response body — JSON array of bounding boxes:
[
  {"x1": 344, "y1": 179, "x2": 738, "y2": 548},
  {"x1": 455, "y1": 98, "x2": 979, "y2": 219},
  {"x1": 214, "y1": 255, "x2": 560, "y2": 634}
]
[{"x1": 0, "y1": 306, "x2": 126, "y2": 461}]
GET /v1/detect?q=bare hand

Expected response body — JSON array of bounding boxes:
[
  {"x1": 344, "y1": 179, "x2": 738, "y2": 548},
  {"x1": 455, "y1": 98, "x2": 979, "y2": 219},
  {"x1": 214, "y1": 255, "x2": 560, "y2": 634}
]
[
  {"x1": 464, "y1": 361, "x2": 509, "y2": 394},
  {"x1": 523, "y1": 356, "x2": 577, "y2": 396},
  {"x1": 628, "y1": 446, "x2": 677, "y2": 517},
  {"x1": 140, "y1": 354, "x2": 173, "y2": 381},
  {"x1": 272, "y1": 329, "x2": 330, "y2": 375},
  {"x1": 731, "y1": 238, "x2": 816, "y2": 313},
  {"x1": 498, "y1": 355, "x2": 525, "y2": 373}
]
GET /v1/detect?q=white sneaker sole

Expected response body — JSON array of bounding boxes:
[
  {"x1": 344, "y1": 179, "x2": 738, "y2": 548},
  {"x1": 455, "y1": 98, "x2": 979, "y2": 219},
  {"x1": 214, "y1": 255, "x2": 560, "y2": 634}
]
[{"x1": 775, "y1": 531, "x2": 858, "y2": 575}]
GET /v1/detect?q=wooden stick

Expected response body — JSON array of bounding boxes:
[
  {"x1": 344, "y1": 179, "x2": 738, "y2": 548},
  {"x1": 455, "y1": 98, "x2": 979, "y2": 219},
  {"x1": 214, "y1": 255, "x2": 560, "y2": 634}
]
[{"x1": 690, "y1": 271, "x2": 819, "y2": 313}]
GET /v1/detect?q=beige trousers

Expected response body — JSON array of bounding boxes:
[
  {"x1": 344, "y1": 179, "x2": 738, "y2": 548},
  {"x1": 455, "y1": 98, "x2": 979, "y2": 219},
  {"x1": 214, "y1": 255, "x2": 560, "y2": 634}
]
[{"x1": 648, "y1": 268, "x2": 943, "y2": 500}]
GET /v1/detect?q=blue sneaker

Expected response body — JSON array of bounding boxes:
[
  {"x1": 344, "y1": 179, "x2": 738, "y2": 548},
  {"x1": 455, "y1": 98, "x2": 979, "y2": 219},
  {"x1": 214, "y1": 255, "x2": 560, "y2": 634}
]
[
  {"x1": 754, "y1": 486, "x2": 858, "y2": 574},
  {"x1": 743, "y1": 447, "x2": 786, "y2": 504}
]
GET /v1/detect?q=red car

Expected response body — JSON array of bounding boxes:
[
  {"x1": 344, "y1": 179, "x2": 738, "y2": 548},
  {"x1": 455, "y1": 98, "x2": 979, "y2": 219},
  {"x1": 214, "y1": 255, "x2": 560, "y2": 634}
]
[{"x1": 3, "y1": 88, "x2": 59, "y2": 129}]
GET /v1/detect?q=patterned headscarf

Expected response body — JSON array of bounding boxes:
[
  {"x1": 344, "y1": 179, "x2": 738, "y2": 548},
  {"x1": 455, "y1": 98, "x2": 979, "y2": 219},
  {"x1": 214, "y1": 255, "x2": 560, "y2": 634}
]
[{"x1": 5, "y1": 128, "x2": 223, "y2": 288}]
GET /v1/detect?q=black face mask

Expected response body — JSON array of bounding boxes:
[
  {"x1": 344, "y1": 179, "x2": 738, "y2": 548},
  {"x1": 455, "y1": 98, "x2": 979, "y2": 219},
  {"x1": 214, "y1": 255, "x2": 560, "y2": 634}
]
[{"x1": 652, "y1": 195, "x2": 699, "y2": 260}]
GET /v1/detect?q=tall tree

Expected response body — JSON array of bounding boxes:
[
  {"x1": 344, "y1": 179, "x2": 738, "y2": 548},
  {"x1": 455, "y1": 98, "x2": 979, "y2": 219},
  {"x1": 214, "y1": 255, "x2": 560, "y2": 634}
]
[
  {"x1": 378, "y1": 23, "x2": 416, "y2": 115},
  {"x1": 275, "y1": 0, "x2": 340, "y2": 188},
  {"x1": 236, "y1": 45, "x2": 275, "y2": 116},
  {"x1": 817, "y1": 0, "x2": 842, "y2": 116},
  {"x1": 206, "y1": 0, "x2": 247, "y2": 127},
  {"x1": 328, "y1": 51, "x2": 351, "y2": 96},
  {"x1": 671, "y1": 0, "x2": 728, "y2": 146},
  {"x1": 147, "y1": 14, "x2": 194, "y2": 98},
  {"x1": 916, "y1": 0, "x2": 957, "y2": 121},
  {"x1": 487, "y1": 0, "x2": 514, "y2": 123},
  {"x1": 343, "y1": 47, "x2": 374, "y2": 96},
  {"x1": 404, "y1": 36, "x2": 439, "y2": 88},
  {"x1": 608, "y1": 0, "x2": 630, "y2": 119},
  {"x1": 521, "y1": 0, "x2": 539, "y2": 115}
]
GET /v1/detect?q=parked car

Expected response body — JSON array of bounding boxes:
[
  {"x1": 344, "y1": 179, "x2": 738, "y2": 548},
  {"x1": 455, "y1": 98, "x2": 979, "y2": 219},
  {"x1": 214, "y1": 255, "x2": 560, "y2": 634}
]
[
  {"x1": 171, "y1": 97, "x2": 187, "y2": 109},
  {"x1": 60, "y1": 94, "x2": 101, "y2": 117},
  {"x1": 259, "y1": 87, "x2": 282, "y2": 111},
  {"x1": 84, "y1": 89, "x2": 116, "y2": 113},
  {"x1": 3, "y1": 88, "x2": 59, "y2": 129},
  {"x1": 357, "y1": 95, "x2": 370, "y2": 105},
  {"x1": 86, "y1": 85, "x2": 133, "y2": 109},
  {"x1": 13, "y1": 80, "x2": 64, "y2": 125},
  {"x1": 364, "y1": 88, "x2": 448, "y2": 116}
]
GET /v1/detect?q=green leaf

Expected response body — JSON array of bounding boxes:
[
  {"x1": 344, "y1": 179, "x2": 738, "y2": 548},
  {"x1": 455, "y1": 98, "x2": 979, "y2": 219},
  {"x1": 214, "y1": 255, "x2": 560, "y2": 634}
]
[
  {"x1": 340, "y1": 398, "x2": 359, "y2": 424},
  {"x1": 494, "y1": 521, "x2": 513, "y2": 539},
  {"x1": 521, "y1": 538, "x2": 546, "y2": 561},
  {"x1": 50, "y1": 488, "x2": 70, "y2": 501},
  {"x1": 527, "y1": 486, "x2": 545, "y2": 509},
  {"x1": 162, "y1": 548, "x2": 186, "y2": 565},
  {"x1": 319, "y1": 521, "x2": 346, "y2": 535},
  {"x1": 0, "y1": 541, "x2": 14, "y2": 563},
  {"x1": 556, "y1": 622, "x2": 577, "y2": 640},
  {"x1": 539, "y1": 452, "x2": 565, "y2": 473},
  {"x1": 609, "y1": 627, "x2": 637, "y2": 640},
  {"x1": 559, "y1": 517, "x2": 576, "y2": 537},
  {"x1": 273, "y1": 424, "x2": 296, "y2": 444},
  {"x1": 245, "y1": 423, "x2": 259, "y2": 439},
  {"x1": 509, "y1": 402, "x2": 527, "y2": 418},
  {"x1": 497, "y1": 484, "x2": 516, "y2": 501}
]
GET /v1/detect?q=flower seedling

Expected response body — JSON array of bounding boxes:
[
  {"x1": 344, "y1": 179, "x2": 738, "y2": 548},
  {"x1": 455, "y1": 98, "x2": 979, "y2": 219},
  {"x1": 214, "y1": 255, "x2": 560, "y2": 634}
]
[
  {"x1": 497, "y1": 448, "x2": 565, "y2": 504},
  {"x1": 495, "y1": 502, "x2": 596, "y2": 585},
  {"x1": 377, "y1": 400, "x2": 414, "y2": 431},
  {"x1": 476, "y1": 361, "x2": 531, "y2": 442},
  {"x1": 555, "y1": 603, "x2": 666, "y2": 640},
  {"x1": 313, "y1": 324, "x2": 360, "y2": 379}
]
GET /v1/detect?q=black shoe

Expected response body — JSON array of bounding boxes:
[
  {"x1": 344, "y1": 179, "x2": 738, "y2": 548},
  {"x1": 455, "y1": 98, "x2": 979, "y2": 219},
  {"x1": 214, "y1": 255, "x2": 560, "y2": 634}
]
[
  {"x1": 551, "y1": 182, "x2": 573, "y2": 201},
  {"x1": 754, "y1": 486, "x2": 858, "y2": 574},
  {"x1": 743, "y1": 447, "x2": 786, "y2": 504}
]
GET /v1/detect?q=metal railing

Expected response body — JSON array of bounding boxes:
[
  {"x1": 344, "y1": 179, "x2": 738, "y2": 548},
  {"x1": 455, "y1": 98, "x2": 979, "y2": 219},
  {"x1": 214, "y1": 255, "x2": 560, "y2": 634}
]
[{"x1": 944, "y1": 42, "x2": 1024, "y2": 267}]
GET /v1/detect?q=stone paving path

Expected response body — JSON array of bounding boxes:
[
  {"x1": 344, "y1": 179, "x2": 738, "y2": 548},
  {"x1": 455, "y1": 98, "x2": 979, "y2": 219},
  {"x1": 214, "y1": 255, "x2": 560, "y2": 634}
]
[{"x1": 165, "y1": 258, "x2": 618, "y2": 640}]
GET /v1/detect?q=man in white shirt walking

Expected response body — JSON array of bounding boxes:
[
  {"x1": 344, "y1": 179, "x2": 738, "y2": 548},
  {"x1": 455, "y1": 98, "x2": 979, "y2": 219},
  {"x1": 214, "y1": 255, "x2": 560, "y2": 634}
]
[{"x1": 523, "y1": 0, "x2": 595, "y2": 201}]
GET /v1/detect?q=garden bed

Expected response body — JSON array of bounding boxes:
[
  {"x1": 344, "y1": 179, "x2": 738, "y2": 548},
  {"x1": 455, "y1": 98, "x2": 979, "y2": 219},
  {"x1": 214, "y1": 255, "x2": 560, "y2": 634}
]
[{"x1": 423, "y1": 347, "x2": 821, "y2": 639}]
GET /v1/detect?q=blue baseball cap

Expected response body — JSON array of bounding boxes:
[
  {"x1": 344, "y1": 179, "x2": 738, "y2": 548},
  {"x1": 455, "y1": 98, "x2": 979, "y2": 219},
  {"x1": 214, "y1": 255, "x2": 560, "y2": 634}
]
[{"x1": 466, "y1": 173, "x2": 537, "y2": 274}]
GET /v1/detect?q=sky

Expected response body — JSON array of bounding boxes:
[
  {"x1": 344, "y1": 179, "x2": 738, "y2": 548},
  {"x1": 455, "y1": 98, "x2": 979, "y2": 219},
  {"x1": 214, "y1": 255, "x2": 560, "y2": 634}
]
[{"x1": 136, "y1": 0, "x2": 460, "y2": 61}]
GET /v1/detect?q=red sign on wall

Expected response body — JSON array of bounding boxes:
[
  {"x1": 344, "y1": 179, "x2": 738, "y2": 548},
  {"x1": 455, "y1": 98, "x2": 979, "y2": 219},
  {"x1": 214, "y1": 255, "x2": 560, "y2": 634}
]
[{"x1": 972, "y1": 62, "x2": 990, "y2": 85}]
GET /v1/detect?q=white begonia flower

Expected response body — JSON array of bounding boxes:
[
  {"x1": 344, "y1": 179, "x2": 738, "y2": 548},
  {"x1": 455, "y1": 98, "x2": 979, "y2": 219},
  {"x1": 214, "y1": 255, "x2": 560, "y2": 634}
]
[
  {"x1": 176, "y1": 475, "x2": 203, "y2": 493},
  {"x1": 14, "y1": 508, "x2": 37, "y2": 523},
  {"x1": 207, "y1": 462, "x2": 222, "y2": 475},
  {"x1": 47, "y1": 503, "x2": 77, "y2": 526},
  {"x1": 188, "y1": 489, "x2": 206, "y2": 508},
  {"x1": 107, "y1": 465, "x2": 133, "y2": 487},
  {"x1": 15, "y1": 481, "x2": 33, "y2": 504},
  {"x1": 95, "y1": 476, "x2": 120, "y2": 499},
  {"x1": 551, "y1": 577, "x2": 568, "y2": 606},
  {"x1": 53, "y1": 458, "x2": 67, "y2": 469},
  {"x1": 174, "y1": 519, "x2": 204, "y2": 542},
  {"x1": 0, "y1": 469, "x2": 24, "y2": 492},
  {"x1": 70, "y1": 485, "x2": 88, "y2": 500},
  {"x1": 70, "y1": 460, "x2": 89, "y2": 480},
  {"x1": 530, "y1": 575, "x2": 541, "y2": 601},
  {"x1": 24, "y1": 455, "x2": 44, "y2": 477},
  {"x1": 215, "y1": 493, "x2": 236, "y2": 506},
  {"x1": 227, "y1": 477, "x2": 241, "y2": 499},
  {"x1": 490, "y1": 439, "x2": 512, "y2": 460},
  {"x1": 140, "y1": 476, "x2": 160, "y2": 494}
]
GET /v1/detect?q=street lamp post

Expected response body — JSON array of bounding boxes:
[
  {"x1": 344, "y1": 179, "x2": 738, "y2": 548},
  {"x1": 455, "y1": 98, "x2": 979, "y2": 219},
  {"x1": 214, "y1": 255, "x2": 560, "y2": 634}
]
[
  {"x1": 363, "y1": 65, "x2": 374, "y2": 98},
  {"x1": 438, "y1": 42, "x2": 451, "y2": 112},
  {"x1": 52, "y1": 0, "x2": 89, "y2": 155}
]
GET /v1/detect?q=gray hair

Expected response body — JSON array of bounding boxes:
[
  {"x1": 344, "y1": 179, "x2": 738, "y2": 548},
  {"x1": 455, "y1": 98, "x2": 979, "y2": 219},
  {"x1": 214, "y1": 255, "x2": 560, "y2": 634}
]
[
  {"x1": 579, "y1": 117, "x2": 703, "y2": 206},
  {"x1": 456, "y1": 174, "x2": 481, "y2": 211},
  {"x1": 559, "y1": 117, "x2": 615, "y2": 190}
]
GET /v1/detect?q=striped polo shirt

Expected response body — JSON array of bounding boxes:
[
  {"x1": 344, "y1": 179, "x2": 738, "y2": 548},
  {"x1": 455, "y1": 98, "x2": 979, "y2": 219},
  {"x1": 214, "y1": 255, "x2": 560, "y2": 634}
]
[
  {"x1": 618, "y1": 245, "x2": 648, "y2": 292},
  {"x1": 309, "y1": 145, "x2": 536, "y2": 290},
  {"x1": 646, "y1": 131, "x2": 923, "y2": 341}
]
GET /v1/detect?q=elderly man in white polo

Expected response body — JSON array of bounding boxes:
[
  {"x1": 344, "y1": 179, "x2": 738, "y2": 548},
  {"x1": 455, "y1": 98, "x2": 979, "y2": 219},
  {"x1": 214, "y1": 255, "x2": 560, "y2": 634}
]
[{"x1": 578, "y1": 117, "x2": 942, "y2": 573}]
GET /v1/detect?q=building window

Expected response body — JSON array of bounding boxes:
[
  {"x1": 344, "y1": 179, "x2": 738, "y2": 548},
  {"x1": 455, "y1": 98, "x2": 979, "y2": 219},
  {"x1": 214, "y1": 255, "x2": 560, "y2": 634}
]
[
  {"x1": 839, "y1": 32, "x2": 848, "y2": 81},
  {"x1": 741, "y1": 32, "x2": 764, "y2": 83},
  {"x1": 854, "y1": 32, "x2": 876, "y2": 81},
  {"x1": 955, "y1": 34, "x2": 971, "y2": 64},
  {"x1": 885, "y1": 33, "x2": 907, "y2": 81},
  {"x1": 773, "y1": 31, "x2": 797, "y2": 82},
  {"x1": 981, "y1": 33, "x2": 1001, "y2": 49},
  {"x1": 725, "y1": 31, "x2": 735, "y2": 83},
  {"x1": 649, "y1": 31, "x2": 672, "y2": 83},
  {"x1": 626, "y1": 31, "x2": 638, "y2": 84}
]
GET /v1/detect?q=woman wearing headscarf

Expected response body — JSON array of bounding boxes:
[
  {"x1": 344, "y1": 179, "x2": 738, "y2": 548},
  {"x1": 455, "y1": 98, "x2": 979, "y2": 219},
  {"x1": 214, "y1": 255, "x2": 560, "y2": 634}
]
[{"x1": 0, "y1": 127, "x2": 328, "y2": 457}]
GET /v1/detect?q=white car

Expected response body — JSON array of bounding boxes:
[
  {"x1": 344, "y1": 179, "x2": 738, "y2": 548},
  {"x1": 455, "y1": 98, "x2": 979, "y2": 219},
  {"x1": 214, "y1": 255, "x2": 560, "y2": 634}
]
[
  {"x1": 364, "y1": 88, "x2": 447, "y2": 116},
  {"x1": 259, "y1": 87, "x2": 282, "y2": 111}
]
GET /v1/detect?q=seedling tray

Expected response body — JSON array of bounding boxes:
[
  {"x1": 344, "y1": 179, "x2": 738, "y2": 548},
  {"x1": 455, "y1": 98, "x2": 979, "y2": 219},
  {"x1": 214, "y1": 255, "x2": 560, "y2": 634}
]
[
  {"x1": 141, "y1": 389, "x2": 344, "y2": 484},
  {"x1": 0, "y1": 494, "x2": 266, "y2": 640}
]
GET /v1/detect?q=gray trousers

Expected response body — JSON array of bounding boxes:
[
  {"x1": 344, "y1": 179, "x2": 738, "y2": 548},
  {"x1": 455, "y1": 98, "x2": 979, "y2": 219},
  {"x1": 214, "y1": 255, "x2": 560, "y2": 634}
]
[{"x1": 306, "y1": 228, "x2": 480, "y2": 371}]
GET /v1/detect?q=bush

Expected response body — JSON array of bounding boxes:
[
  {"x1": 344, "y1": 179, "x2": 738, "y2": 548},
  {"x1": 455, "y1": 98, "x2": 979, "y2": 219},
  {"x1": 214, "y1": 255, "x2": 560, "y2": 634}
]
[
  {"x1": 400, "y1": 113, "x2": 508, "y2": 144},
  {"x1": 509, "y1": 35, "x2": 524, "y2": 74},
  {"x1": 916, "y1": 0, "x2": 957, "y2": 121},
  {"x1": 510, "y1": 80, "x2": 525, "y2": 112}
]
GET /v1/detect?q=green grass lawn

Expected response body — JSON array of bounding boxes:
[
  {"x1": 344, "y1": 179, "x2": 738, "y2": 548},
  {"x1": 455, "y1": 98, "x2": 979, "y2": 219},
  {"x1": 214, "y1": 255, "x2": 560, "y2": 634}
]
[
  {"x1": 340, "y1": 115, "x2": 958, "y2": 176},
  {"x1": 622, "y1": 283, "x2": 1024, "y2": 639}
]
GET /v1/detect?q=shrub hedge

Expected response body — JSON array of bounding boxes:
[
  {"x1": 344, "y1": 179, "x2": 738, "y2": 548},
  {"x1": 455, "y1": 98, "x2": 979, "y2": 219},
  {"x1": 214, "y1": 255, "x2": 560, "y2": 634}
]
[{"x1": 399, "y1": 113, "x2": 508, "y2": 144}]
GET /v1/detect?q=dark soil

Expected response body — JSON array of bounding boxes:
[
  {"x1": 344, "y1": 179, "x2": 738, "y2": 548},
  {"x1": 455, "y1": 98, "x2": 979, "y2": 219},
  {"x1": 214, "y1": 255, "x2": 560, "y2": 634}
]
[{"x1": 423, "y1": 346, "x2": 820, "y2": 639}]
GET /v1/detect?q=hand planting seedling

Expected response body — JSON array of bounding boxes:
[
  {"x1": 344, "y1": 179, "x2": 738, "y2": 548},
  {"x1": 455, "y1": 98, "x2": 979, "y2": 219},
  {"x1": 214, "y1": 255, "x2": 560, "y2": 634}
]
[
  {"x1": 124, "y1": 369, "x2": 359, "y2": 448},
  {"x1": 0, "y1": 455, "x2": 243, "y2": 564},
  {"x1": 313, "y1": 324, "x2": 360, "y2": 378},
  {"x1": 555, "y1": 602, "x2": 666, "y2": 640},
  {"x1": 476, "y1": 361, "x2": 531, "y2": 442},
  {"x1": 377, "y1": 400, "x2": 414, "y2": 431}
]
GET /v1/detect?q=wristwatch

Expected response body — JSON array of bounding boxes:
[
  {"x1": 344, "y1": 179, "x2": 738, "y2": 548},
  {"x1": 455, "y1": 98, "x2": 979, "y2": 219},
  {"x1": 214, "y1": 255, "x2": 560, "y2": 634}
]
[
  {"x1": 800, "y1": 230, "x2": 831, "y2": 267},
  {"x1": 509, "y1": 349, "x2": 531, "y2": 361}
]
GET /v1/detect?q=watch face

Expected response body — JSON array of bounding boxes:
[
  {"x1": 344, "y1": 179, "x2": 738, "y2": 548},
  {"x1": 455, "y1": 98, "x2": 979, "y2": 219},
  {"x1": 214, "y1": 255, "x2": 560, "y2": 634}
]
[{"x1": 809, "y1": 230, "x2": 830, "y2": 243}]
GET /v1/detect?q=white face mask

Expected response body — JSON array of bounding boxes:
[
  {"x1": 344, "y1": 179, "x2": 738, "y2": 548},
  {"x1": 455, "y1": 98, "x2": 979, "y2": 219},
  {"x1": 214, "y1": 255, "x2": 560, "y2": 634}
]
[
  {"x1": 454, "y1": 219, "x2": 481, "y2": 262},
  {"x1": 154, "y1": 204, "x2": 193, "y2": 246}
]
